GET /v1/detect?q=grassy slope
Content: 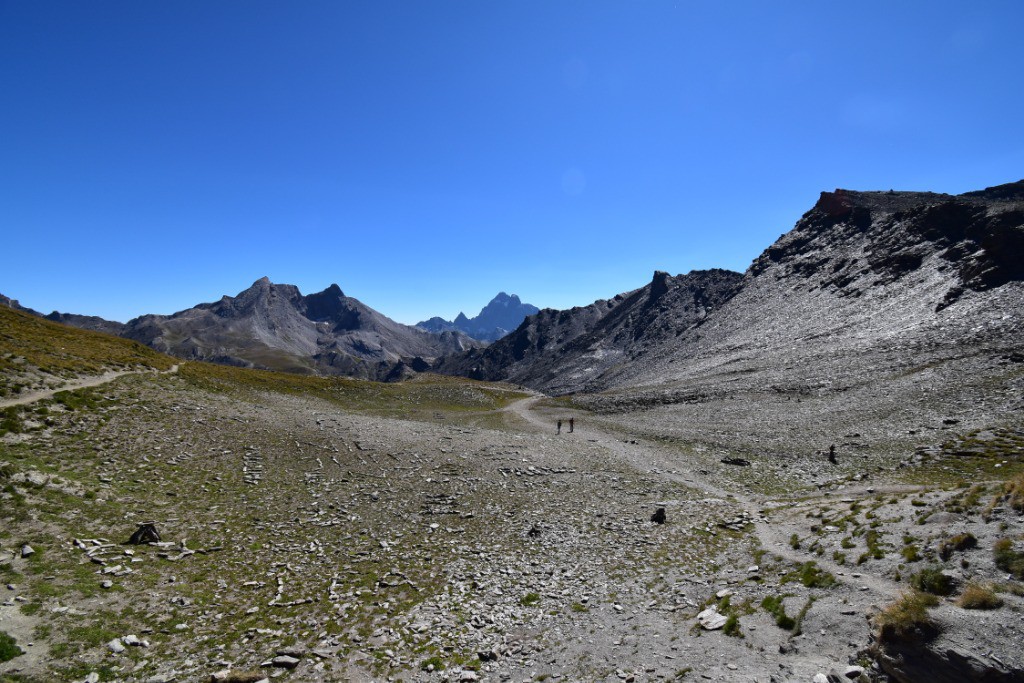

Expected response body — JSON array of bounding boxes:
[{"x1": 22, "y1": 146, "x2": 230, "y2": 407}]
[{"x1": 0, "y1": 306, "x2": 175, "y2": 397}]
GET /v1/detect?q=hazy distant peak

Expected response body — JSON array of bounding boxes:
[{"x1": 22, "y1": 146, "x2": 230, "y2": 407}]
[{"x1": 417, "y1": 292, "x2": 540, "y2": 342}]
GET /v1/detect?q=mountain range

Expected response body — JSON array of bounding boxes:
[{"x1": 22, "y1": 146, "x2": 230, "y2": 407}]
[
  {"x1": 3, "y1": 179, "x2": 1022, "y2": 391},
  {"x1": 2, "y1": 280, "x2": 481, "y2": 380},
  {"x1": 416, "y1": 292, "x2": 540, "y2": 342}
]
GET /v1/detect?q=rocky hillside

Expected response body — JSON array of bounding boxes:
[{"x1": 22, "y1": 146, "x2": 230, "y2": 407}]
[
  {"x1": 434, "y1": 269, "x2": 743, "y2": 394},
  {"x1": 417, "y1": 292, "x2": 540, "y2": 342},
  {"x1": 602, "y1": 179, "x2": 1024, "y2": 395},
  {"x1": 436, "y1": 180, "x2": 1024, "y2": 396},
  {"x1": 121, "y1": 278, "x2": 479, "y2": 378}
]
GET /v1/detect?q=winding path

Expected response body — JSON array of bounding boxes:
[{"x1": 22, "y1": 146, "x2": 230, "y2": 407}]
[
  {"x1": 0, "y1": 364, "x2": 179, "y2": 409},
  {"x1": 506, "y1": 395, "x2": 902, "y2": 597}
]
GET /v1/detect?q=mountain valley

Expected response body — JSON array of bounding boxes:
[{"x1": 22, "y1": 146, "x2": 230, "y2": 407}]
[{"x1": 1, "y1": 179, "x2": 1023, "y2": 683}]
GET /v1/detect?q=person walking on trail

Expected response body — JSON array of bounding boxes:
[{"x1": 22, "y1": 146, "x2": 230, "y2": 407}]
[
  {"x1": 569, "y1": 418, "x2": 574, "y2": 433},
  {"x1": 557, "y1": 419, "x2": 562, "y2": 434}
]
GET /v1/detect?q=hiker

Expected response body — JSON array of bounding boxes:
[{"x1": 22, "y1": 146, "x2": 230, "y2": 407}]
[
  {"x1": 828, "y1": 444, "x2": 836, "y2": 464},
  {"x1": 557, "y1": 419, "x2": 562, "y2": 434},
  {"x1": 569, "y1": 418, "x2": 574, "y2": 433}
]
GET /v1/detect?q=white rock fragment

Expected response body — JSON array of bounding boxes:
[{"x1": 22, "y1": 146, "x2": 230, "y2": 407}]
[{"x1": 696, "y1": 607, "x2": 728, "y2": 630}]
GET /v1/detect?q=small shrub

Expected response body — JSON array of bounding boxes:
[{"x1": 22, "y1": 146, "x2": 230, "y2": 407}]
[
  {"x1": 789, "y1": 534, "x2": 800, "y2": 549},
  {"x1": 864, "y1": 529, "x2": 885, "y2": 559},
  {"x1": 909, "y1": 567, "x2": 954, "y2": 596},
  {"x1": 875, "y1": 591, "x2": 939, "y2": 643},
  {"x1": 0, "y1": 630, "x2": 21, "y2": 663},
  {"x1": 1005, "y1": 474, "x2": 1024, "y2": 512},
  {"x1": 957, "y1": 583, "x2": 1003, "y2": 610},
  {"x1": 901, "y1": 545, "x2": 921, "y2": 562},
  {"x1": 421, "y1": 656, "x2": 445, "y2": 671},
  {"x1": 722, "y1": 613, "x2": 741, "y2": 637},
  {"x1": 938, "y1": 533, "x2": 977, "y2": 561},
  {"x1": 782, "y1": 561, "x2": 836, "y2": 588},
  {"x1": 761, "y1": 595, "x2": 796, "y2": 631},
  {"x1": 993, "y1": 539, "x2": 1024, "y2": 579},
  {"x1": 519, "y1": 592, "x2": 541, "y2": 607}
]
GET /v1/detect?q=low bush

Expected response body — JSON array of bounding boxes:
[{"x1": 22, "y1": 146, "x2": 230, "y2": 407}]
[
  {"x1": 993, "y1": 539, "x2": 1024, "y2": 579},
  {"x1": 909, "y1": 566, "x2": 954, "y2": 596},
  {"x1": 875, "y1": 591, "x2": 939, "y2": 643},
  {"x1": 938, "y1": 532, "x2": 977, "y2": 561},
  {"x1": 722, "y1": 613, "x2": 741, "y2": 637},
  {"x1": 1004, "y1": 475, "x2": 1024, "y2": 513},
  {"x1": 0, "y1": 630, "x2": 20, "y2": 663},
  {"x1": 781, "y1": 561, "x2": 836, "y2": 588},
  {"x1": 957, "y1": 583, "x2": 1003, "y2": 610}
]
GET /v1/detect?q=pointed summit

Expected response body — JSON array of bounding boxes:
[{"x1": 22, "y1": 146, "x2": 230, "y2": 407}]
[{"x1": 416, "y1": 293, "x2": 540, "y2": 342}]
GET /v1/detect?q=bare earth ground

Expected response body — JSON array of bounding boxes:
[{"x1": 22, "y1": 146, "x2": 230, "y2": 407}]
[{"x1": 1, "y1": 367, "x2": 1022, "y2": 682}]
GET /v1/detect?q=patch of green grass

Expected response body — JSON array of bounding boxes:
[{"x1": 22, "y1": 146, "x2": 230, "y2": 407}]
[
  {"x1": 909, "y1": 566, "x2": 954, "y2": 596},
  {"x1": 994, "y1": 539, "x2": 1024, "y2": 579},
  {"x1": 421, "y1": 656, "x2": 446, "y2": 672},
  {"x1": 722, "y1": 613, "x2": 741, "y2": 637},
  {"x1": 761, "y1": 595, "x2": 796, "y2": 630},
  {"x1": 18, "y1": 602, "x2": 41, "y2": 616},
  {"x1": 901, "y1": 545, "x2": 922, "y2": 562},
  {"x1": 520, "y1": 592, "x2": 541, "y2": 607},
  {"x1": 781, "y1": 562, "x2": 836, "y2": 589},
  {"x1": 0, "y1": 631, "x2": 21, "y2": 662}
]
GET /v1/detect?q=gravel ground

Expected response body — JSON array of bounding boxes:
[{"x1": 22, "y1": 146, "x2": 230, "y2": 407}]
[{"x1": 1, "y1": 366, "x2": 1022, "y2": 682}]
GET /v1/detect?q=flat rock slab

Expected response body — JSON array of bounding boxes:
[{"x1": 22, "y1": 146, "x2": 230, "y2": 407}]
[{"x1": 696, "y1": 607, "x2": 728, "y2": 630}]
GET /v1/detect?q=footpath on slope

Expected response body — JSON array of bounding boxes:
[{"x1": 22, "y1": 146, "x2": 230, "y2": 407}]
[
  {"x1": 506, "y1": 395, "x2": 902, "y2": 598},
  {"x1": 0, "y1": 364, "x2": 179, "y2": 409}
]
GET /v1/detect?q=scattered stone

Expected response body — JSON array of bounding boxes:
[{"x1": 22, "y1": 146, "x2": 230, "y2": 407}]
[
  {"x1": 21, "y1": 544, "x2": 35, "y2": 558},
  {"x1": 107, "y1": 638, "x2": 126, "y2": 654},
  {"x1": 269, "y1": 655, "x2": 300, "y2": 669},
  {"x1": 128, "y1": 522, "x2": 161, "y2": 545},
  {"x1": 696, "y1": 607, "x2": 728, "y2": 630}
]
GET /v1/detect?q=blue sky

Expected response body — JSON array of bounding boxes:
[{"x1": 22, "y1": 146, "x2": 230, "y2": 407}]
[{"x1": 2, "y1": 1, "x2": 1022, "y2": 324}]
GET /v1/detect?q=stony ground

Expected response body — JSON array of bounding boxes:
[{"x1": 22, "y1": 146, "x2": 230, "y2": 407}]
[{"x1": 1, "y1": 363, "x2": 1023, "y2": 683}]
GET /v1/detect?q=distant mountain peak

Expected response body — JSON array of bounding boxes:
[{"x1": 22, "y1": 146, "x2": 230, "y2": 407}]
[{"x1": 417, "y1": 292, "x2": 540, "y2": 342}]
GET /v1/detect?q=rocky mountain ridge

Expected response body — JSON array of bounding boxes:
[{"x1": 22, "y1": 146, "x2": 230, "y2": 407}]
[
  {"x1": 434, "y1": 180, "x2": 1024, "y2": 396},
  {"x1": 417, "y1": 292, "x2": 540, "y2": 342},
  {"x1": 118, "y1": 278, "x2": 479, "y2": 378},
  {"x1": 433, "y1": 269, "x2": 744, "y2": 394}
]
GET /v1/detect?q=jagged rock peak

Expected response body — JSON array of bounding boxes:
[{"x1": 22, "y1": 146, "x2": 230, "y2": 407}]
[
  {"x1": 322, "y1": 283, "x2": 345, "y2": 297},
  {"x1": 649, "y1": 271, "x2": 671, "y2": 300}
]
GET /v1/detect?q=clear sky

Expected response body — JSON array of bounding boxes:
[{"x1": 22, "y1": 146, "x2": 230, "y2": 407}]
[{"x1": 2, "y1": 1, "x2": 1022, "y2": 324}]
